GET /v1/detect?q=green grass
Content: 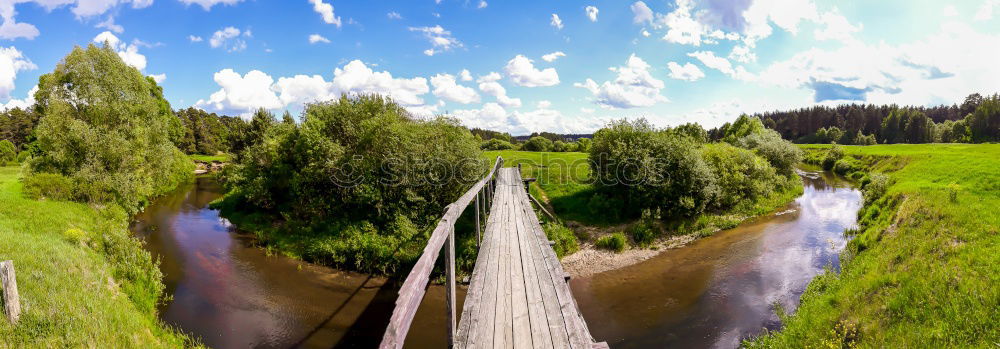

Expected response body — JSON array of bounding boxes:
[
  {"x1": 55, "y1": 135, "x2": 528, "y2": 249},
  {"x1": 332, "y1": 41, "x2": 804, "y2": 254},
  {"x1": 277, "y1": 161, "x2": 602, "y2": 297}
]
[
  {"x1": 188, "y1": 154, "x2": 229, "y2": 162},
  {"x1": 484, "y1": 151, "x2": 600, "y2": 224},
  {"x1": 0, "y1": 166, "x2": 196, "y2": 348},
  {"x1": 594, "y1": 232, "x2": 627, "y2": 253},
  {"x1": 746, "y1": 144, "x2": 1000, "y2": 347}
]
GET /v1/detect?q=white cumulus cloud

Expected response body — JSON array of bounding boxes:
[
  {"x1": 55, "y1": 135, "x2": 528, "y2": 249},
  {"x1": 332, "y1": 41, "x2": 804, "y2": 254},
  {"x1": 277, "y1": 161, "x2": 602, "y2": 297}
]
[
  {"x1": 308, "y1": 34, "x2": 330, "y2": 44},
  {"x1": 666, "y1": 61, "x2": 705, "y2": 81},
  {"x1": 541, "y1": 51, "x2": 565, "y2": 62},
  {"x1": 550, "y1": 13, "x2": 563, "y2": 30},
  {"x1": 179, "y1": 0, "x2": 244, "y2": 11},
  {"x1": 585, "y1": 6, "x2": 598, "y2": 22},
  {"x1": 477, "y1": 72, "x2": 522, "y2": 108},
  {"x1": 309, "y1": 0, "x2": 342, "y2": 27},
  {"x1": 631, "y1": 1, "x2": 653, "y2": 24},
  {"x1": 0, "y1": 46, "x2": 35, "y2": 100},
  {"x1": 409, "y1": 25, "x2": 461, "y2": 56},
  {"x1": 504, "y1": 55, "x2": 559, "y2": 87},
  {"x1": 430, "y1": 73, "x2": 479, "y2": 104},
  {"x1": 209, "y1": 26, "x2": 248, "y2": 52},
  {"x1": 575, "y1": 54, "x2": 667, "y2": 109},
  {"x1": 688, "y1": 51, "x2": 754, "y2": 81}
]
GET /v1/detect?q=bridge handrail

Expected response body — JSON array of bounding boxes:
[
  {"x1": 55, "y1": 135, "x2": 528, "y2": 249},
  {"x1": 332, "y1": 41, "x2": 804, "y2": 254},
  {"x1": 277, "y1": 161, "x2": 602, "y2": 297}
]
[{"x1": 380, "y1": 156, "x2": 504, "y2": 349}]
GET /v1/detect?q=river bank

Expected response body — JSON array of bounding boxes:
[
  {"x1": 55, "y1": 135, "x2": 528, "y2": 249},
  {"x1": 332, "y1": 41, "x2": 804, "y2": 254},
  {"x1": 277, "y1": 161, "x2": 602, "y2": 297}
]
[
  {"x1": 745, "y1": 144, "x2": 1000, "y2": 347},
  {"x1": 0, "y1": 166, "x2": 196, "y2": 347}
]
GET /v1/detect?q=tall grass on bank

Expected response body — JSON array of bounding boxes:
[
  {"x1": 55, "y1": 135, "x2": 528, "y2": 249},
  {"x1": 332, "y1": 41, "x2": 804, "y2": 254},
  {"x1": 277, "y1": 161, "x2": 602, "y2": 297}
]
[
  {"x1": 746, "y1": 144, "x2": 1000, "y2": 347},
  {"x1": 0, "y1": 167, "x2": 196, "y2": 347}
]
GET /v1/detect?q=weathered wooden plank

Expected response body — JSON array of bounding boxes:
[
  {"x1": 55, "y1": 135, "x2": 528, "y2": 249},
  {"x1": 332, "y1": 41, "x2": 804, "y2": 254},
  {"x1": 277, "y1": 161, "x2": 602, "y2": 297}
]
[
  {"x1": 493, "y1": 176, "x2": 514, "y2": 349},
  {"x1": 515, "y1": 196, "x2": 556, "y2": 349},
  {"x1": 507, "y1": 186, "x2": 533, "y2": 349},
  {"x1": 515, "y1": 183, "x2": 594, "y2": 349},
  {"x1": 513, "y1": 180, "x2": 573, "y2": 349},
  {"x1": 0, "y1": 260, "x2": 20, "y2": 325},
  {"x1": 462, "y1": 181, "x2": 506, "y2": 348}
]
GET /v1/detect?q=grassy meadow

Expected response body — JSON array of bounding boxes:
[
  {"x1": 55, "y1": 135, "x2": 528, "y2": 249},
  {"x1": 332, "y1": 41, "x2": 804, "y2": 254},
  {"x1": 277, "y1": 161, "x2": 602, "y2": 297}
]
[
  {"x1": 0, "y1": 166, "x2": 196, "y2": 347},
  {"x1": 747, "y1": 144, "x2": 1000, "y2": 347},
  {"x1": 188, "y1": 154, "x2": 230, "y2": 163}
]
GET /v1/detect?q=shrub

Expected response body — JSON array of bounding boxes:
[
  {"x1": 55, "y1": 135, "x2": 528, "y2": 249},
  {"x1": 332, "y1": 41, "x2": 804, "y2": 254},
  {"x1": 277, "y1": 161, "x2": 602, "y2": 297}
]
[
  {"x1": 26, "y1": 44, "x2": 192, "y2": 214},
  {"x1": 481, "y1": 138, "x2": 515, "y2": 150},
  {"x1": 552, "y1": 140, "x2": 567, "y2": 152},
  {"x1": 542, "y1": 222, "x2": 579, "y2": 258},
  {"x1": 833, "y1": 157, "x2": 862, "y2": 176},
  {"x1": 736, "y1": 129, "x2": 802, "y2": 174},
  {"x1": 629, "y1": 219, "x2": 658, "y2": 247},
  {"x1": 595, "y1": 232, "x2": 627, "y2": 253},
  {"x1": 0, "y1": 139, "x2": 15, "y2": 164},
  {"x1": 16, "y1": 150, "x2": 29, "y2": 163},
  {"x1": 863, "y1": 172, "x2": 891, "y2": 205},
  {"x1": 522, "y1": 136, "x2": 554, "y2": 152},
  {"x1": 22, "y1": 172, "x2": 75, "y2": 201},
  {"x1": 62, "y1": 228, "x2": 89, "y2": 245},
  {"x1": 590, "y1": 119, "x2": 718, "y2": 219},
  {"x1": 822, "y1": 145, "x2": 845, "y2": 171},
  {"x1": 701, "y1": 143, "x2": 781, "y2": 209}
]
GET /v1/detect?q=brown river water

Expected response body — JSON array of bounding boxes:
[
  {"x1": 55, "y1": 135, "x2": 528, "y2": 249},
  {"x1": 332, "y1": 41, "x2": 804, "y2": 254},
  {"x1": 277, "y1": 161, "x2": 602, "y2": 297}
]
[{"x1": 131, "y1": 169, "x2": 860, "y2": 348}]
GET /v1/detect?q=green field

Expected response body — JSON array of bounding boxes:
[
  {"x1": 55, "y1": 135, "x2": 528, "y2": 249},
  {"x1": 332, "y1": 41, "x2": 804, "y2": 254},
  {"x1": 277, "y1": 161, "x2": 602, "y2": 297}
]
[
  {"x1": 0, "y1": 166, "x2": 195, "y2": 347},
  {"x1": 188, "y1": 154, "x2": 230, "y2": 163},
  {"x1": 747, "y1": 144, "x2": 1000, "y2": 347}
]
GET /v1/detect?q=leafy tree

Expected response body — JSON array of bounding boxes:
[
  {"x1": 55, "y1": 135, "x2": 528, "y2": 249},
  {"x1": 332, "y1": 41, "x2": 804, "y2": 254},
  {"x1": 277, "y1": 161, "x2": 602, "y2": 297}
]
[
  {"x1": 481, "y1": 138, "x2": 515, "y2": 150},
  {"x1": 522, "y1": 136, "x2": 554, "y2": 151},
  {"x1": 470, "y1": 128, "x2": 514, "y2": 142},
  {"x1": 25, "y1": 44, "x2": 192, "y2": 213},
  {"x1": 673, "y1": 122, "x2": 709, "y2": 143},
  {"x1": 575, "y1": 137, "x2": 592, "y2": 152},
  {"x1": 0, "y1": 107, "x2": 41, "y2": 149},
  {"x1": 853, "y1": 132, "x2": 877, "y2": 145},
  {"x1": 966, "y1": 96, "x2": 1000, "y2": 142},
  {"x1": 552, "y1": 140, "x2": 567, "y2": 152},
  {"x1": 701, "y1": 143, "x2": 780, "y2": 209},
  {"x1": 175, "y1": 107, "x2": 230, "y2": 155},
  {"x1": 0, "y1": 139, "x2": 15, "y2": 163},
  {"x1": 960, "y1": 93, "x2": 984, "y2": 116},
  {"x1": 721, "y1": 114, "x2": 766, "y2": 144},
  {"x1": 590, "y1": 119, "x2": 718, "y2": 218}
]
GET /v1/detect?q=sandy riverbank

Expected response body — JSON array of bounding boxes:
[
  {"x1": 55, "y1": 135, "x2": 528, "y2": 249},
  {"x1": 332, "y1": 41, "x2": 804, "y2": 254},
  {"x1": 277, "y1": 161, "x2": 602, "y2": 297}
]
[{"x1": 561, "y1": 232, "x2": 700, "y2": 277}]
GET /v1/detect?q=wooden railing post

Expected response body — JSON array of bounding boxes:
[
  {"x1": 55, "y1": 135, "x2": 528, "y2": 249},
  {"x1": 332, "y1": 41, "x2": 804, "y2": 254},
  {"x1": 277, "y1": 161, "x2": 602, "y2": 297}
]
[
  {"x1": 475, "y1": 191, "x2": 482, "y2": 246},
  {"x1": 1, "y1": 260, "x2": 20, "y2": 325},
  {"x1": 445, "y1": 224, "x2": 457, "y2": 348}
]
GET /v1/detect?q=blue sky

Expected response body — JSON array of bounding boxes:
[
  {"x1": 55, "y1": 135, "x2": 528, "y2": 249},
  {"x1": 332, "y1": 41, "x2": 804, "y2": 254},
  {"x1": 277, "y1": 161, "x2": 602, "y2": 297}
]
[{"x1": 0, "y1": 0, "x2": 998, "y2": 134}]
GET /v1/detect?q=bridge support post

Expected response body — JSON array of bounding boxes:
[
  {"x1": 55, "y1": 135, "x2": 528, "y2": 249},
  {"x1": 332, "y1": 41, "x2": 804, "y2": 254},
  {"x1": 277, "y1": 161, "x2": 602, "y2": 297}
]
[
  {"x1": 1, "y1": 260, "x2": 19, "y2": 325},
  {"x1": 445, "y1": 225, "x2": 456, "y2": 348}
]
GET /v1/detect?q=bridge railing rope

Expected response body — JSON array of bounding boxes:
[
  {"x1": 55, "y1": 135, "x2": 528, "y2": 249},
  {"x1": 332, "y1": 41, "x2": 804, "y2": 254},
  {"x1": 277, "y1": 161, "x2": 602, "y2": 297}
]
[{"x1": 380, "y1": 156, "x2": 504, "y2": 349}]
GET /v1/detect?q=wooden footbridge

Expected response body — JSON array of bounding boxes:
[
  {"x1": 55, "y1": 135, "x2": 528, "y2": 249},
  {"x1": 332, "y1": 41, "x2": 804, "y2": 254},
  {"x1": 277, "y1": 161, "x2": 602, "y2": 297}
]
[{"x1": 380, "y1": 157, "x2": 607, "y2": 349}]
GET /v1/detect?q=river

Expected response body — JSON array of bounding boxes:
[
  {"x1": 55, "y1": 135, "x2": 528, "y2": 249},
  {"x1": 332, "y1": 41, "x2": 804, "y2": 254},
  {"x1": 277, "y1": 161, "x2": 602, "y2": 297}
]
[{"x1": 131, "y1": 169, "x2": 860, "y2": 348}]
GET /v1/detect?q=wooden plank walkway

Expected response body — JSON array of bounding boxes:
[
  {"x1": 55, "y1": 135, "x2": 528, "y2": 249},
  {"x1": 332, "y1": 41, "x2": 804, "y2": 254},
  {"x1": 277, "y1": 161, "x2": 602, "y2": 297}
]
[{"x1": 455, "y1": 168, "x2": 606, "y2": 349}]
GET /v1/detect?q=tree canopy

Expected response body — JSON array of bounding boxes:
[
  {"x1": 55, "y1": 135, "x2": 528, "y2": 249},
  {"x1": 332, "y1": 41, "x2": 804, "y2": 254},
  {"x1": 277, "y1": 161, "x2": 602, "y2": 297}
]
[{"x1": 25, "y1": 44, "x2": 192, "y2": 212}]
